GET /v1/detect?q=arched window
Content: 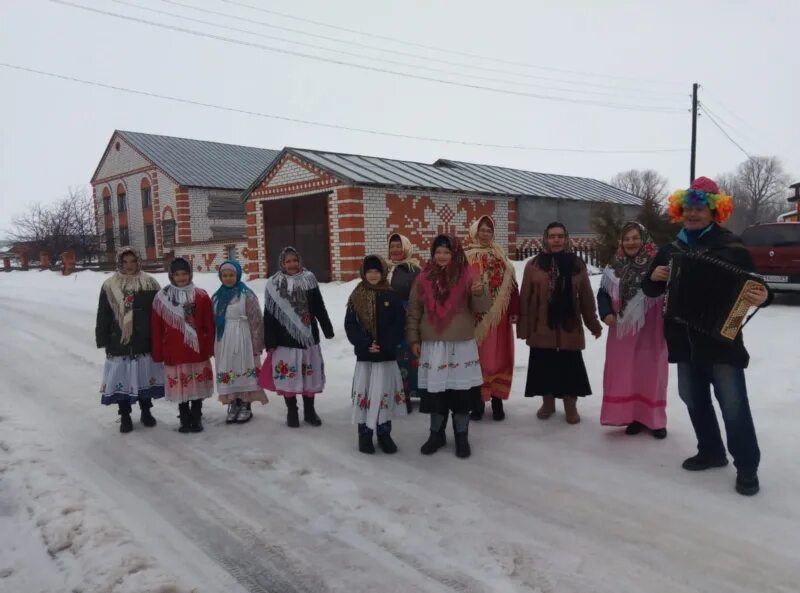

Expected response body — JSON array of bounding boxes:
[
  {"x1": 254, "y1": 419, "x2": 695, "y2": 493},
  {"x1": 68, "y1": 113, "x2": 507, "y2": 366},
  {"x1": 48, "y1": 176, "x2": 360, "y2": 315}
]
[
  {"x1": 162, "y1": 207, "x2": 176, "y2": 248},
  {"x1": 102, "y1": 187, "x2": 112, "y2": 215},
  {"x1": 141, "y1": 178, "x2": 152, "y2": 209},
  {"x1": 116, "y1": 184, "x2": 127, "y2": 213}
]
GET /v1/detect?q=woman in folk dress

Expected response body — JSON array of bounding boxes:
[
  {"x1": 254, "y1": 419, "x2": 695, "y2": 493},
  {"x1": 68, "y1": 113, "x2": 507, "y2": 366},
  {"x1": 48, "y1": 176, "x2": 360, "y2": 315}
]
[
  {"x1": 259, "y1": 246, "x2": 334, "y2": 428},
  {"x1": 387, "y1": 233, "x2": 421, "y2": 413},
  {"x1": 212, "y1": 260, "x2": 268, "y2": 425},
  {"x1": 151, "y1": 257, "x2": 216, "y2": 433},
  {"x1": 345, "y1": 255, "x2": 407, "y2": 454},
  {"x1": 95, "y1": 247, "x2": 164, "y2": 434},
  {"x1": 598, "y1": 222, "x2": 668, "y2": 438},
  {"x1": 406, "y1": 234, "x2": 489, "y2": 459},
  {"x1": 517, "y1": 222, "x2": 602, "y2": 425},
  {"x1": 465, "y1": 215, "x2": 520, "y2": 421}
]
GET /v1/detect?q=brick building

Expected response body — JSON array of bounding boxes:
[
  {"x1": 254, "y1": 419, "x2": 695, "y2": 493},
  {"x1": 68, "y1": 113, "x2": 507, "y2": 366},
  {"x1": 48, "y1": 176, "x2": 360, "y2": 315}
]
[
  {"x1": 780, "y1": 181, "x2": 800, "y2": 222},
  {"x1": 91, "y1": 131, "x2": 278, "y2": 271},
  {"x1": 242, "y1": 148, "x2": 641, "y2": 281}
]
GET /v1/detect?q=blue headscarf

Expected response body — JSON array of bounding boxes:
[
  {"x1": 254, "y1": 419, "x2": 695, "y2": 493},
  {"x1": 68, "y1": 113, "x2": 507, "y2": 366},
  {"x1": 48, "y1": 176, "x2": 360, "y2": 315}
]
[{"x1": 212, "y1": 260, "x2": 254, "y2": 340}]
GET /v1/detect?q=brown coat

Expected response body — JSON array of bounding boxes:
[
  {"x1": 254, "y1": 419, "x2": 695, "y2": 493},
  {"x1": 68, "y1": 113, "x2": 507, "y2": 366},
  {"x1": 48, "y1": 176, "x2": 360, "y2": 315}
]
[
  {"x1": 517, "y1": 256, "x2": 601, "y2": 351},
  {"x1": 406, "y1": 282, "x2": 490, "y2": 345}
]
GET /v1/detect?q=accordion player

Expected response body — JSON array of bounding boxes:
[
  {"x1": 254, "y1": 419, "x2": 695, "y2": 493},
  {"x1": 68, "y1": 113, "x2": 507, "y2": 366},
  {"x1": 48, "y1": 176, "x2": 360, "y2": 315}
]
[{"x1": 664, "y1": 251, "x2": 768, "y2": 342}]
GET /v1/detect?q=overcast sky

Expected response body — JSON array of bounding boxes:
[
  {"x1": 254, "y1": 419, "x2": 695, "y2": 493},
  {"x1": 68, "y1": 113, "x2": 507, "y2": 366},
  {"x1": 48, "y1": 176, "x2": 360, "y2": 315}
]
[{"x1": 1, "y1": 0, "x2": 798, "y2": 236}]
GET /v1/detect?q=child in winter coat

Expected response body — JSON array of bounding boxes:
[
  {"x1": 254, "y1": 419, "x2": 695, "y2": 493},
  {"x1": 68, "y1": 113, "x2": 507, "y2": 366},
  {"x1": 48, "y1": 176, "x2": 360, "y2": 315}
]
[
  {"x1": 258, "y1": 246, "x2": 334, "y2": 428},
  {"x1": 212, "y1": 260, "x2": 268, "y2": 424},
  {"x1": 345, "y1": 255, "x2": 408, "y2": 454},
  {"x1": 406, "y1": 235, "x2": 489, "y2": 459},
  {"x1": 151, "y1": 257, "x2": 215, "y2": 433},
  {"x1": 96, "y1": 247, "x2": 164, "y2": 433}
]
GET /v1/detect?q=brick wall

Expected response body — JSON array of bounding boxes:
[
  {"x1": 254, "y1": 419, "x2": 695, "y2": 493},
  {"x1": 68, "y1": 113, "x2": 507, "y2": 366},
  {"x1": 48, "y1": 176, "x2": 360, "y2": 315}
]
[
  {"x1": 187, "y1": 187, "x2": 246, "y2": 243},
  {"x1": 93, "y1": 170, "x2": 158, "y2": 257}
]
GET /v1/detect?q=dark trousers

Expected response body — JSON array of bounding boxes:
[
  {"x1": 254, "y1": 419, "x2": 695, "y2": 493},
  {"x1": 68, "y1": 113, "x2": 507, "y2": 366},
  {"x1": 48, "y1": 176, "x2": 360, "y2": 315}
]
[{"x1": 677, "y1": 362, "x2": 760, "y2": 474}]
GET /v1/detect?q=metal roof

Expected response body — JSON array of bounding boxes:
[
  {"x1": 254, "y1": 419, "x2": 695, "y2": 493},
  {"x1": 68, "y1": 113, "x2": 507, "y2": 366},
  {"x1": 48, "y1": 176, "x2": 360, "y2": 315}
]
[
  {"x1": 117, "y1": 131, "x2": 280, "y2": 190},
  {"x1": 283, "y1": 148, "x2": 641, "y2": 205}
]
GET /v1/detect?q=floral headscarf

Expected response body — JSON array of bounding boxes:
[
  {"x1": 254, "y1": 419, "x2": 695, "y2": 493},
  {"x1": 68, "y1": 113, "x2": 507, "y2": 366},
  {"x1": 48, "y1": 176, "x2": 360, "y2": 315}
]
[{"x1": 348, "y1": 255, "x2": 392, "y2": 338}]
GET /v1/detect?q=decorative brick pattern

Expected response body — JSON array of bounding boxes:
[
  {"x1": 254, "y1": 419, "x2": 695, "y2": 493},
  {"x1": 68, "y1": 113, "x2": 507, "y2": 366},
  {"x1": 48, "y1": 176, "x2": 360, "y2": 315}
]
[
  {"x1": 94, "y1": 136, "x2": 151, "y2": 181},
  {"x1": 175, "y1": 186, "x2": 192, "y2": 244},
  {"x1": 252, "y1": 154, "x2": 338, "y2": 198},
  {"x1": 173, "y1": 240, "x2": 245, "y2": 273}
]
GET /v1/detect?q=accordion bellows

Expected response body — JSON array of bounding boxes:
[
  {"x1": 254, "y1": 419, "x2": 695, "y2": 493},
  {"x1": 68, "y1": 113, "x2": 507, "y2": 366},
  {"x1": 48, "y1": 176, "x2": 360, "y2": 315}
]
[{"x1": 664, "y1": 252, "x2": 766, "y2": 341}]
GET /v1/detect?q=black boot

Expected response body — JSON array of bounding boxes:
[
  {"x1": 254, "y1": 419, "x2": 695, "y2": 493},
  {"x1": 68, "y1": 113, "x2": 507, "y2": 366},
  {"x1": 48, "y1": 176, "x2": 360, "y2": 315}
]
[
  {"x1": 421, "y1": 413, "x2": 447, "y2": 455},
  {"x1": 405, "y1": 393, "x2": 413, "y2": 414},
  {"x1": 376, "y1": 422, "x2": 398, "y2": 454},
  {"x1": 285, "y1": 397, "x2": 300, "y2": 428},
  {"x1": 454, "y1": 431, "x2": 471, "y2": 459},
  {"x1": 491, "y1": 397, "x2": 505, "y2": 421},
  {"x1": 735, "y1": 472, "x2": 760, "y2": 496},
  {"x1": 303, "y1": 396, "x2": 322, "y2": 426},
  {"x1": 625, "y1": 421, "x2": 644, "y2": 435},
  {"x1": 190, "y1": 399, "x2": 204, "y2": 433},
  {"x1": 682, "y1": 453, "x2": 729, "y2": 471},
  {"x1": 139, "y1": 398, "x2": 156, "y2": 427},
  {"x1": 118, "y1": 402, "x2": 133, "y2": 434},
  {"x1": 651, "y1": 428, "x2": 668, "y2": 440},
  {"x1": 178, "y1": 402, "x2": 191, "y2": 433},
  {"x1": 470, "y1": 401, "x2": 485, "y2": 421},
  {"x1": 358, "y1": 424, "x2": 375, "y2": 454}
]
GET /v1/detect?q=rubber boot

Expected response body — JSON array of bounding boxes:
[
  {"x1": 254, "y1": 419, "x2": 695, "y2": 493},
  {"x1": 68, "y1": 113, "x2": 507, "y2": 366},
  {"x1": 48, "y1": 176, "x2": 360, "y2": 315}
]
[
  {"x1": 139, "y1": 398, "x2": 156, "y2": 427},
  {"x1": 536, "y1": 395, "x2": 556, "y2": 420},
  {"x1": 420, "y1": 413, "x2": 447, "y2": 455},
  {"x1": 303, "y1": 395, "x2": 322, "y2": 426},
  {"x1": 190, "y1": 399, "x2": 204, "y2": 433},
  {"x1": 178, "y1": 402, "x2": 191, "y2": 433},
  {"x1": 285, "y1": 396, "x2": 300, "y2": 428},
  {"x1": 470, "y1": 401, "x2": 485, "y2": 421},
  {"x1": 453, "y1": 413, "x2": 471, "y2": 459},
  {"x1": 563, "y1": 397, "x2": 580, "y2": 425}
]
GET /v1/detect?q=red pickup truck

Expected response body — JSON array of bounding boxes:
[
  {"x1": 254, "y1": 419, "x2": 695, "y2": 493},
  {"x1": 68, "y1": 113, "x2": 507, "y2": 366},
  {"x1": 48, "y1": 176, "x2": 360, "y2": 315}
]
[{"x1": 741, "y1": 223, "x2": 800, "y2": 292}]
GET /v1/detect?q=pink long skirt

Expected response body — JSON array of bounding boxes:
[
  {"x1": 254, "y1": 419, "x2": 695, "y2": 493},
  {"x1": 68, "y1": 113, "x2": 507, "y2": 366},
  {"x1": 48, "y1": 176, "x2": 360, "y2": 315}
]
[{"x1": 600, "y1": 302, "x2": 668, "y2": 430}]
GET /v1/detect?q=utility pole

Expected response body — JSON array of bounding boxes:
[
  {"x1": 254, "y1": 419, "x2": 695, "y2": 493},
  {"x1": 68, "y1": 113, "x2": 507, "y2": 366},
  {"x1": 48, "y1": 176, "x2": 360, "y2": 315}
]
[{"x1": 690, "y1": 82, "x2": 699, "y2": 184}]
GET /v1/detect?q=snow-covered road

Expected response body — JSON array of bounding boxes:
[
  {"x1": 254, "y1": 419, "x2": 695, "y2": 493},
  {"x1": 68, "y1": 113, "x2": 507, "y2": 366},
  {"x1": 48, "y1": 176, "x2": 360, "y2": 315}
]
[{"x1": 1, "y1": 268, "x2": 798, "y2": 593}]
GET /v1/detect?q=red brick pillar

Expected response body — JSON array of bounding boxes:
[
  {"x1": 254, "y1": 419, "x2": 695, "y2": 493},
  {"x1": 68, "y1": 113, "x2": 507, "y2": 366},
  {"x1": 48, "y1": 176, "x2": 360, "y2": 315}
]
[
  {"x1": 61, "y1": 250, "x2": 76, "y2": 276},
  {"x1": 336, "y1": 187, "x2": 366, "y2": 281},
  {"x1": 508, "y1": 199, "x2": 518, "y2": 259},
  {"x1": 2, "y1": 257, "x2": 10, "y2": 272},
  {"x1": 244, "y1": 200, "x2": 261, "y2": 277},
  {"x1": 40, "y1": 252, "x2": 50, "y2": 269},
  {"x1": 20, "y1": 253, "x2": 30, "y2": 270},
  {"x1": 175, "y1": 186, "x2": 192, "y2": 244}
]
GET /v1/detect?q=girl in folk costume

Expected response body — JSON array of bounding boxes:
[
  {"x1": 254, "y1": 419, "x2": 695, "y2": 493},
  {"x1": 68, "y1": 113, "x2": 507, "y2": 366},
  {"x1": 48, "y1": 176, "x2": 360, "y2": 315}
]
[
  {"x1": 345, "y1": 255, "x2": 408, "y2": 454},
  {"x1": 212, "y1": 260, "x2": 268, "y2": 425},
  {"x1": 465, "y1": 215, "x2": 520, "y2": 422},
  {"x1": 258, "y1": 246, "x2": 334, "y2": 428},
  {"x1": 96, "y1": 247, "x2": 164, "y2": 434},
  {"x1": 387, "y1": 233, "x2": 421, "y2": 413},
  {"x1": 598, "y1": 222, "x2": 668, "y2": 438},
  {"x1": 151, "y1": 258, "x2": 216, "y2": 434},
  {"x1": 518, "y1": 223, "x2": 602, "y2": 424},
  {"x1": 406, "y1": 235, "x2": 490, "y2": 458}
]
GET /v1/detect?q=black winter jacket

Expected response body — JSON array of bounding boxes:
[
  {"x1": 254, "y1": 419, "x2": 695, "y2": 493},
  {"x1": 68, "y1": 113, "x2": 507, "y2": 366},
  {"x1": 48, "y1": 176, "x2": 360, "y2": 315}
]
[
  {"x1": 264, "y1": 286, "x2": 334, "y2": 350},
  {"x1": 344, "y1": 289, "x2": 406, "y2": 362},
  {"x1": 641, "y1": 224, "x2": 771, "y2": 368},
  {"x1": 95, "y1": 287, "x2": 159, "y2": 357},
  {"x1": 389, "y1": 263, "x2": 420, "y2": 302}
]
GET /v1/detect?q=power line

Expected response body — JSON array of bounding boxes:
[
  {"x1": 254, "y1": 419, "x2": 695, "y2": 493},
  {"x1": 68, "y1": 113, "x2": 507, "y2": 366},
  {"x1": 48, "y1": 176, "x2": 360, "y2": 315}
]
[
  {"x1": 700, "y1": 103, "x2": 753, "y2": 159},
  {"x1": 156, "y1": 0, "x2": 683, "y2": 99},
  {"x1": 701, "y1": 90, "x2": 766, "y2": 136},
  {"x1": 108, "y1": 0, "x2": 680, "y2": 102},
  {"x1": 220, "y1": 0, "x2": 683, "y2": 86},
  {"x1": 50, "y1": 0, "x2": 685, "y2": 113},
  {"x1": 698, "y1": 102, "x2": 757, "y2": 146},
  {"x1": 0, "y1": 62, "x2": 688, "y2": 154}
]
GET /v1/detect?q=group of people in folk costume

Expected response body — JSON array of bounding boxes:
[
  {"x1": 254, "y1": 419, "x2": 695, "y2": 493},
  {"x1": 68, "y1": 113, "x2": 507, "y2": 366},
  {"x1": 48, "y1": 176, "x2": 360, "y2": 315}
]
[{"x1": 94, "y1": 176, "x2": 771, "y2": 495}]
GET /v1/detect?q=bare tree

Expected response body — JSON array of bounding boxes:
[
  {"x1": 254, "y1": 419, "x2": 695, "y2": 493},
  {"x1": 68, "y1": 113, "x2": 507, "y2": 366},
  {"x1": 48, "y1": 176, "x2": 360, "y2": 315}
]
[
  {"x1": 719, "y1": 157, "x2": 791, "y2": 233},
  {"x1": 10, "y1": 185, "x2": 100, "y2": 263},
  {"x1": 610, "y1": 169, "x2": 669, "y2": 202}
]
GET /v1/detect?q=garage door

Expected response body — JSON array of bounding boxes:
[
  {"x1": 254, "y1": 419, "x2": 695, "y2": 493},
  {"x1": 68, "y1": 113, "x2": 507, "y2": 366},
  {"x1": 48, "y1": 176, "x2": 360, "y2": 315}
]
[{"x1": 262, "y1": 193, "x2": 331, "y2": 282}]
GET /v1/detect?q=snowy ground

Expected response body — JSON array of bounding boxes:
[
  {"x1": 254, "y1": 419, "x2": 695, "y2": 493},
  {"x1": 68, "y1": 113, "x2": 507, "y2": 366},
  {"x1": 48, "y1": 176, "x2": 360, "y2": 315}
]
[{"x1": 0, "y1": 264, "x2": 798, "y2": 593}]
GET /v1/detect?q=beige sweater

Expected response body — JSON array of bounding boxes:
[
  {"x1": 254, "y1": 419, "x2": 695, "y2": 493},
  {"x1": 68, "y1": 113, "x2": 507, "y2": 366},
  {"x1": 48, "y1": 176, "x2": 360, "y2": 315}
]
[{"x1": 406, "y1": 282, "x2": 490, "y2": 344}]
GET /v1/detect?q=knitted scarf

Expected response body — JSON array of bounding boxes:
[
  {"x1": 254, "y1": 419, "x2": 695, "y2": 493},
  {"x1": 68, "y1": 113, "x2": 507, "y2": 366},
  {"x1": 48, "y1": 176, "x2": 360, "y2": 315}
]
[
  {"x1": 101, "y1": 247, "x2": 160, "y2": 345},
  {"x1": 264, "y1": 246, "x2": 318, "y2": 347},
  {"x1": 347, "y1": 255, "x2": 392, "y2": 339},
  {"x1": 416, "y1": 234, "x2": 473, "y2": 332},
  {"x1": 212, "y1": 260, "x2": 256, "y2": 340},
  {"x1": 465, "y1": 216, "x2": 517, "y2": 343}
]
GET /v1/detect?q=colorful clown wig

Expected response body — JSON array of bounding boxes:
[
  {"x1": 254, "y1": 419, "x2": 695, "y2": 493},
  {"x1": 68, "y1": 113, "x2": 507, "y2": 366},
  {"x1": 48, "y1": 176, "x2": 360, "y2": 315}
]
[{"x1": 667, "y1": 176, "x2": 734, "y2": 224}]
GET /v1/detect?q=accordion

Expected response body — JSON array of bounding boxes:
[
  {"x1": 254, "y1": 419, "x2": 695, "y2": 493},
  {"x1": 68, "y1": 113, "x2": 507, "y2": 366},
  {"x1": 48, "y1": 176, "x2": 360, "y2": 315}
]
[{"x1": 664, "y1": 251, "x2": 766, "y2": 341}]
